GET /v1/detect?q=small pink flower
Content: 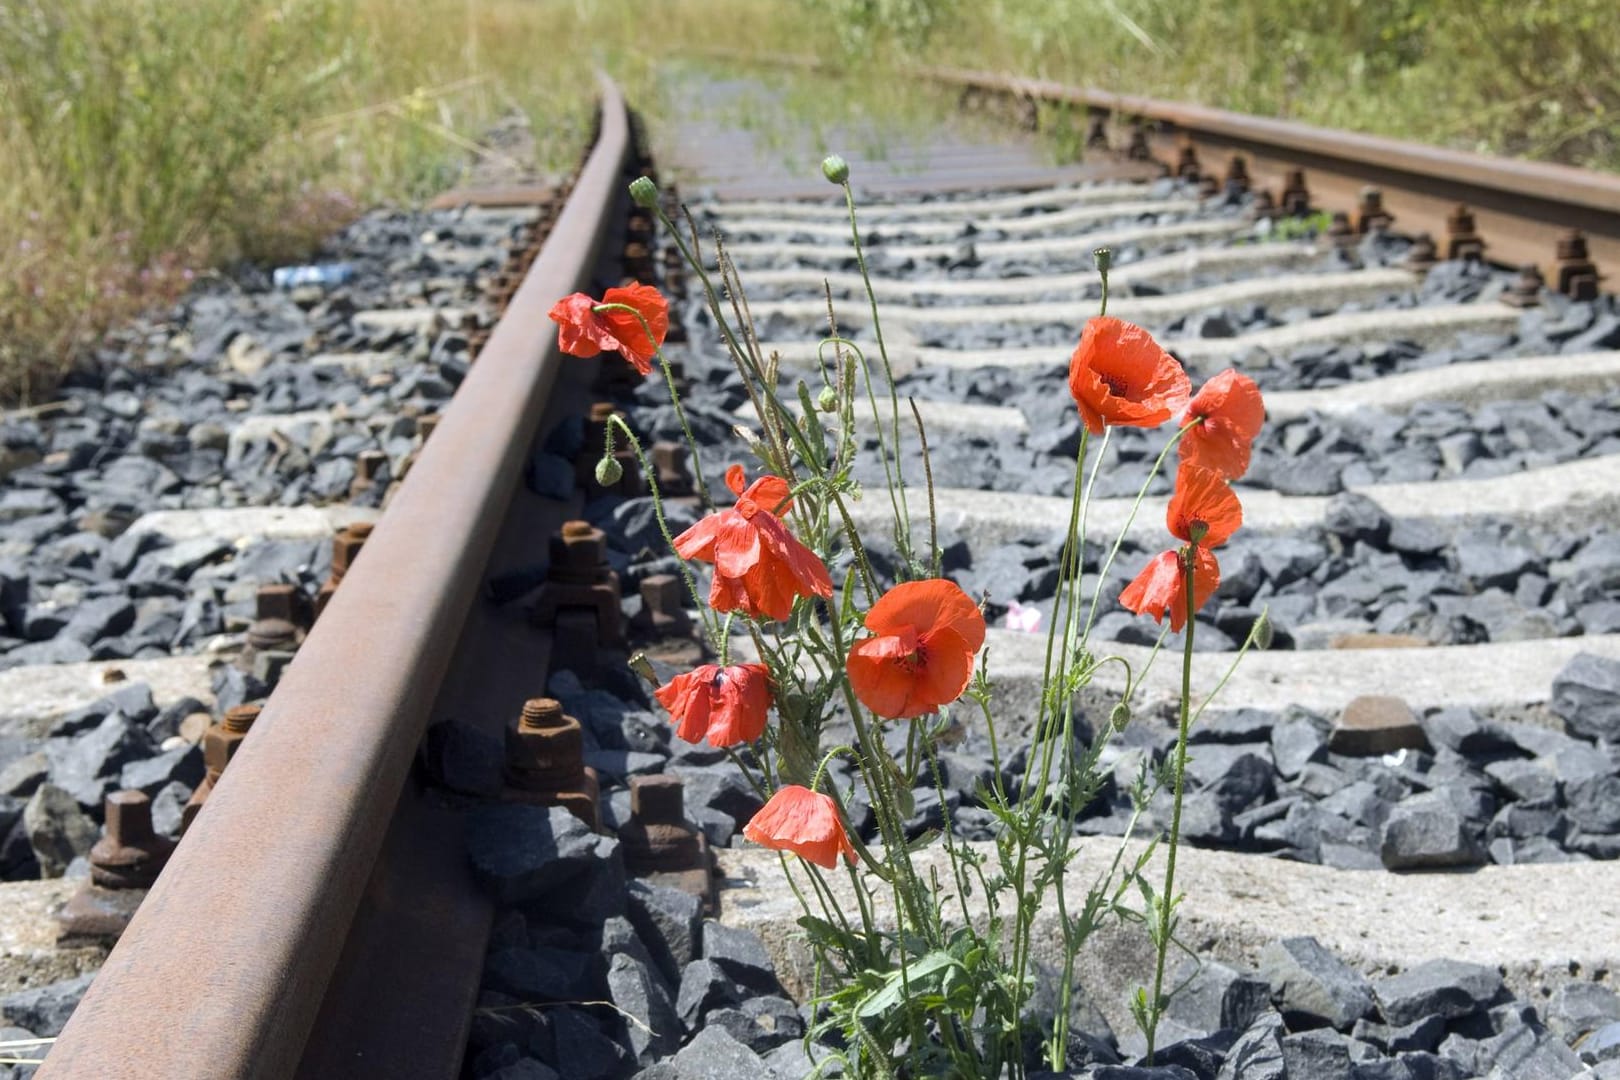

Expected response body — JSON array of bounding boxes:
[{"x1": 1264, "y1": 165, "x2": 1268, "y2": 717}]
[{"x1": 1002, "y1": 600, "x2": 1042, "y2": 633}]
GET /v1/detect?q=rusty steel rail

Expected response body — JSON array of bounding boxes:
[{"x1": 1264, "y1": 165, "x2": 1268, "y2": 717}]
[
  {"x1": 699, "y1": 49, "x2": 1618, "y2": 292},
  {"x1": 37, "y1": 75, "x2": 632, "y2": 1080},
  {"x1": 930, "y1": 64, "x2": 1620, "y2": 291}
]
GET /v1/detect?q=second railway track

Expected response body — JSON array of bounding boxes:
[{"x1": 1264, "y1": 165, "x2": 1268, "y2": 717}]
[{"x1": 12, "y1": 67, "x2": 1620, "y2": 1079}]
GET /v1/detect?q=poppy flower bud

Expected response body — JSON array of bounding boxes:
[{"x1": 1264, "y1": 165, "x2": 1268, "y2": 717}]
[
  {"x1": 627, "y1": 652, "x2": 657, "y2": 685},
  {"x1": 822, "y1": 154, "x2": 850, "y2": 185},
  {"x1": 1110, "y1": 701, "x2": 1131, "y2": 731},
  {"x1": 817, "y1": 385, "x2": 839, "y2": 412},
  {"x1": 1093, "y1": 247, "x2": 1112, "y2": 273},
  {"x1": 628, "y1": 175, "x2": 659, "y2": 209},
  {"x1": 1252, "y1": 609, "x2": 1273, "y2": 650},
  {"x1": 595, "y1": 455, "x2": 624, "y2": 487}
]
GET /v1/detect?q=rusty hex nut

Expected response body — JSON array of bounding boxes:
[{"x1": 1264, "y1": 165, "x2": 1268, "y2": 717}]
[
  {"x1": 90, "y1": 791, "x2": 176, "y2": 889},
  {"x1": 506, "y1": 698, "x2": 585, "y2": 787},
  {"x1": 204, "y1": 705, "x2": 258, "y2": 777}
]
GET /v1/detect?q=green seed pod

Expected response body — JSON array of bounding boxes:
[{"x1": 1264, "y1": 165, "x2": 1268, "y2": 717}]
[
  {"x1": 816, "y1": 385, "x2": 839, "y2": 412},
  {"x1": 628, "y1": 175, "x2": 659, "y2": 209},
  {"x1": 1093, "y1": 247, "x2": 1113, "y2": 273},
  {"x1": 1110, "y1": 701, "x2": 1132, "y2": 731},
  {"x1": 595, "y1": 455, "x2": 624, "y2": 487},
  {"x1": 821, "y1": 154, "x2": 850, "y2": 185}
]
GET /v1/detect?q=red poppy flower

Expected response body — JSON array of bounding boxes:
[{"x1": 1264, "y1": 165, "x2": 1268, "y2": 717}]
[
  {"x1": 548, "y1": 283, "x2": 669, "y2": 376},
  {"x1": 846, "y1": 579, "x2": 987, "y2": 719},
  {"x1": 743, "y1": 785, "x2": 857, "y2": 869},
  {"x1": 1167, "y1": 463, "x2": 1242, "y2": 548},
  {"x1": 1068, "y1": 317, "x2": 1191, "y2": 435},
  {"x1": 654, "y1": 663, "x2": 772, "y2": 747},
  {"x1": 1181, "y1": 369, "x2": 1265, "y2": 479},
  {"x1": 672, "y1": 465, "x2": 832, "y2": 621},
  {"x1": 1119, "y1": 547, "x2": 1221, "y2": 632}
]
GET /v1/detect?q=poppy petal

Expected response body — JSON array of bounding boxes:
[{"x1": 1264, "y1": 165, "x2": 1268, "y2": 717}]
[
  {"x1": 911, "y1": 631, "x2": 976, "y2": 714},
  {"x1": 1067, "y1": 317, "x2": 1191, "y2": 435},
  {"x1": 743, "y1": 785, "x2": 856, "y2": 869},
  {"x1": 548, "y1": 293, "x2": 609, "y2": 359},
  {"x1": 1118, "y1": 548, "x2": 1221, "y2": 632},
  {"x1": 740, "y1": 474, "x2": 794, "y2": 516},
  {"x1": 864, "y1": 579, "x2": 985, "y2": 649},
  {"x1": 847, "y1": 580, "x2": 985, "y2": 719},
  {"x1": 846, "y1": 636, "x2": 917, "y2": 718},
  {"x1": 671, "y1": 513, "x2": 722, "y2": 561},
  {"x1": 596, "y1": 283, "x2": 668, "y2": 375},
  {"x1": 1166, "y1": 463, "x2": 1243, "y2": 548},
  {"x1": 1182, "y1": 369, "x2": 1265, "y2": 479},
  {"x1": 654, "y1": 666, "x2": 716, "y2": 744},
  {"x1": 710, "y1": 513, "x2": 764, "y2": 578}
]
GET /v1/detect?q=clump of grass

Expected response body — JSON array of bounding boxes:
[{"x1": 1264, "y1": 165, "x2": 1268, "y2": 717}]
[{"x1": 0, "y1": 0, "x2": 639, "y2": 403}]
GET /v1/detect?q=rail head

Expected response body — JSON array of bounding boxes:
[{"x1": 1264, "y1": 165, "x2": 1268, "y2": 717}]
[
  {"x1": 36, "y1": 74, "x2": 632, "y2": 1080},
  {"x1": 926, "y1": 64, "x2": 1620, "y2": 217}
]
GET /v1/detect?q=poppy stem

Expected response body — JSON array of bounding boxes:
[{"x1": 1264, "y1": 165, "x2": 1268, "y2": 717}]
[
  {"x1": 1143, "y1": 547, "x2": 1199, "y2": 1064},
  {"x1": 908, "y1": 397, "x2": 940, "y2": 577},
  {"x1": 1080, "y1": 416, "x2": 1199, "y2": 644},
  {"x1": 839, "y1": 179, "x2": 914, "y2": 567},
  {"x1": 602, "y1": 415, "x2": 717, "y2": 646},
  {"x1": 591, "y1": 303, "x2": 713, "y2": 510}
]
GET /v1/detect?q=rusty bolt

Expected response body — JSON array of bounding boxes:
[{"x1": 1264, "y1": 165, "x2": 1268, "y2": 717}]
[
  {"x1": 204, "y1": 705, "x2": 259, "y2": 779},
  {"x1": 330, "y1": 522, "x2": 373, "y2": 583},
  {"x1": 552, "y1": 521, "x2": 609, "y2": 580},
  {"x1": 1280, "y1": 169, "x2": 1311, "y2": 217},
  {"x1": 350, "y1": 450, "x2": 389, "y2": 499},
  {"x1": 245, "y1": 584, "x2": 304, "y2": 652},
  {"x1": 1356, "y1": 187, "x2": 1394, "y2": 234},
  {"x1": 1502, "y1": 264, "x2": 1546, "y2": 309},
  {"x1": 1556, "y1": 230, "x2": 1600, "y2": 300},
  {"x1": 632, "y1": 774, "x2": 686, "y2": 823},
  {"x1": 1405, "y1": 232, "x2": 1438, "y2": 273},
  {"x1": 652, "y1": 441, "x2": 693, "y2": 496},
  {"x1": 534, "y1": 519, "x2": 624, "y2": 652},
  {"x1": 1326, "y1": 211, "x2": 1355, "y2": 249},
  {"x1": 1224, "y1": 155, "x2": 1251, "y2": 195},
  {"x1": 1126, "y1": 120, "x2": 1152, "y2": 161},
  {"x1": 90, "y1": 791, "x2": 176, "y2": 890},
  {"x1": 506, "y1": 698, "x2": 585, "y2": 788},
  {"x1": 1176, "y1": 142, "x2": 1200, "y2": 182},
  {"x1": 223, "y1": 704, "x2": 259, "y2": 734},
  {"x1": 1085, "y1": 113, "x2": 1109, "y2": 150},
  {"x1": 621, "y1": 774, "x2": 704, "y2": 874},
  {"x1": 1558, "y1": 230, "x2": 1591, "y2": 262},
  {"x1": 637, "y1": 574, "x2": 692, "y2": 638},
  {"x1": 1445, "y1": 203, "x2": 1485, "y2": 261}
]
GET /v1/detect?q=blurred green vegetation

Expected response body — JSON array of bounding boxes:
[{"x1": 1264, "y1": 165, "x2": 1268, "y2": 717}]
[
  {"x1": 0, "y1": 0, "x2": 1611, "y2": 402},
  {"x1": 780, "y1": 0, "x2": 1618, "y2": 167}
]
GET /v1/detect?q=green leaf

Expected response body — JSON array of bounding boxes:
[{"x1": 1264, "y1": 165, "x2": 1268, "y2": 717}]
[{"x1": 854, "y1": 950, "x2": 962, "y2": 1020}]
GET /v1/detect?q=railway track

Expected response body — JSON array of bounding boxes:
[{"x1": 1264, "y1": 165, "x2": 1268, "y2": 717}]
[{"x1": 9, "y1": 68, "x2": 1620, "y2": 1078}]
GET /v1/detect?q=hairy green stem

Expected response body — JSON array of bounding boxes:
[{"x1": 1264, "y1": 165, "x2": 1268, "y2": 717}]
[{"x1": 1144, "y1": 547, "x2": 1198, "y2": 1063}]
